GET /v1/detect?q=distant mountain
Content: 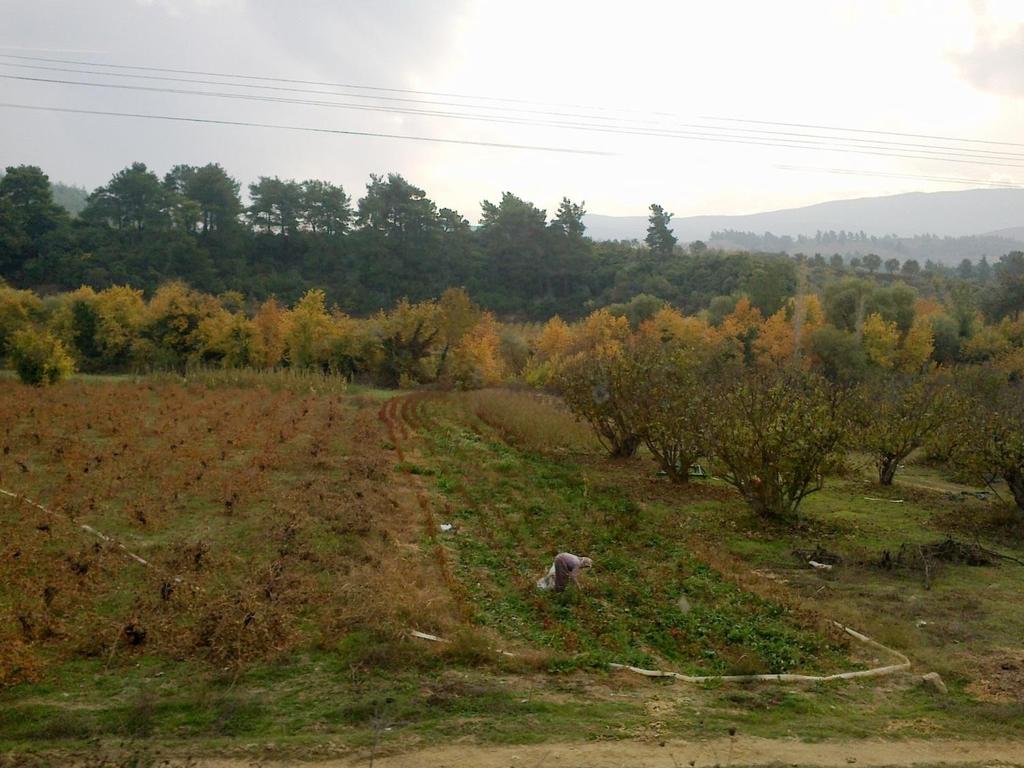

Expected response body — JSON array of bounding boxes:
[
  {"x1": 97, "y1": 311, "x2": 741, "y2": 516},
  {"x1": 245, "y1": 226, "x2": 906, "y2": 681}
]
[
  {"x1": 584, "y1": 188, "x2": 1024, "y2": 243},
  {"x1": 983, "y1": 226, "x2": 1024, "y2": 242}
]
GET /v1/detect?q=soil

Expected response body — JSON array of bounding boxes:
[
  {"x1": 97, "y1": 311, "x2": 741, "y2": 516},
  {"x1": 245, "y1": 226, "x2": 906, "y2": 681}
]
[{"x1": 166, "y1": 737, "x2": 1024, "y2": 767}]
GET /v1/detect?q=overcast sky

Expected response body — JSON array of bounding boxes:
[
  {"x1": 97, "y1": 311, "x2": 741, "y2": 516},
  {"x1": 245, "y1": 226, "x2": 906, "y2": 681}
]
[{"x1": 1, "y1": 0, "x2": 1023, "y2": 221}]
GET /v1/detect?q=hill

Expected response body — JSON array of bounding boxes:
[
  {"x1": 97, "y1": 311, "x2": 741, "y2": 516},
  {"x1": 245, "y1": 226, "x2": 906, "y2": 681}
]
[{"x1": 584, "y1": 187, "x2": 1024, "y2": 243}]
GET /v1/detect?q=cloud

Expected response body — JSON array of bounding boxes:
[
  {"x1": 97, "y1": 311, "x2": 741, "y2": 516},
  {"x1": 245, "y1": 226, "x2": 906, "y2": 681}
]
[{"x1": 954, "y1": 25, "x2": 1024, "y2": 97}]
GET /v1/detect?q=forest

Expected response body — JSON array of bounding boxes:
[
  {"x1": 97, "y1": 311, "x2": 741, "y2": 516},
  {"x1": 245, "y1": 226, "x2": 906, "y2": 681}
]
[{"x1": 3, "y1": 162, "x2": 1022, "y2": 325}]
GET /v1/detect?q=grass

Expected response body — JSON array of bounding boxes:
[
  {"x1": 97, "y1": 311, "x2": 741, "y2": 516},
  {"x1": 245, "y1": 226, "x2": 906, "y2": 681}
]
[
  {"x1": 464, "y1": 388, "x2": 601, "y2": 454},
  {"x1": 411, "y1": 390, "x2": 1024, "y2": 738},
  {"x1": 419, "y1": 395, "x2": 853, "y2": 675}
]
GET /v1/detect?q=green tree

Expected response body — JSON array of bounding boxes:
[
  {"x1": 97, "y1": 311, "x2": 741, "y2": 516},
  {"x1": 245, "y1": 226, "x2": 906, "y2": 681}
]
[
  {"x1": 808, "y1": 326, "x2": 868, "y2": 382},
  {"x1": 705, "y1": 366, "x2": 850, "y2": 519},
  {"x1": 855, "y1": 373, "x2": 955, "y2": 485},
  {"x1": 165, "y1": 163, "x2": 242, "y2": 234},
  {"x1": 84, "y1": 162, "x2": 170, "y2": 233},
  {"x1": 988, "y1": 251, "x2": 1024, "y2": 320},
  {"x1": 645, "y1": 203, "x2": 677, "y2": 258},
  {"x1": 248, "y1": 177, "x2": 303, "y2": 236},
  {"x1": 619, "y1": 341, "x2": 707, "y2": 482},
  {"x1": 0, "y1": 165, "x2": 68, "y2": 275},
  {"x1": 557, "y1": 348, "x2": 641, "y2": 458},
  {"x1": 478, "y1": 191, "x2": 550, "y2": 303},
  {"x1": 300, "y1": 179, "x2": 351, "y2": 236},
  {"x1": 956, "y1": 372, "x2": 1024, "y2": 518},
  {"x1": 901, "y1": 259, "x2": 921, "y2": 277},
  {"x1": 357, "y1": 173, "x2": 438, "y2": 240}
]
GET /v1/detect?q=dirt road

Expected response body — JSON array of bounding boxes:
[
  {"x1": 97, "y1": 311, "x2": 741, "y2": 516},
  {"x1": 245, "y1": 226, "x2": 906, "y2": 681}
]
[{"x1": 189, "y1": 737, "x2": 1024, "y2": 767}]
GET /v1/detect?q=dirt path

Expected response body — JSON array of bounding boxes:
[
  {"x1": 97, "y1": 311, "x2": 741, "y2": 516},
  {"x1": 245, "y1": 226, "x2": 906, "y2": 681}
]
[{"x1": 183, "y1": 737, "x2": 1024, "y2": 767}]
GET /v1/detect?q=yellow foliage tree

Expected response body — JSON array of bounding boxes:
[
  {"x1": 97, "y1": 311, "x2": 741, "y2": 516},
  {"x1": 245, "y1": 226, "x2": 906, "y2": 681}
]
[
  {"x1": 449, "y1": 312, "x2": 506, "y2": 388},
  {"x1": 719, "y1": 296, "x2": 763, "y2": 359},
  {"x1": 536, "y1": 315, "x2": 574, "y2": 361},
  {"x1": 93, "y1": 285, "x2": 146, "y2": 364},
  {"x1": 573, "y1": 308, "x2": 630, "y2": 354},
  {"x1": 862, "y1": 312, "x2": 900, "y2": 369},
  {"x1": 897, "y1": 316, "x2": 935, "y2": 373},
  {"x1": 753, "y1": 307, "x2": 795, "y2": 366},
  {"x1": 0, "y1": 285, "x2": 42, "y2": 353},
  {"x1": 251, "y1": 298, "x2": 288, "y2": 368},
  {"x1": 285, "y1": 289, "x2": 335, "y2": 369}
]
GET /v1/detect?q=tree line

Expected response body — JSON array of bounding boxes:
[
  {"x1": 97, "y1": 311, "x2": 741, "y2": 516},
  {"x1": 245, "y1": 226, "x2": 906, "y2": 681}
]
[{"x1": 5, "y1": 163, "x2": 1023, "y2": 323}]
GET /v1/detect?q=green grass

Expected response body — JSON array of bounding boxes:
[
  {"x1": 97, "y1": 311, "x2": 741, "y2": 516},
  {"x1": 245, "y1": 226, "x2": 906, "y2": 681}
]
[
  {"x1": 418, "y1": 397, "x2": 850, "y2": 676},
  {"x1": 0, "y1": 652, "x2": 645, "y2": 753}
]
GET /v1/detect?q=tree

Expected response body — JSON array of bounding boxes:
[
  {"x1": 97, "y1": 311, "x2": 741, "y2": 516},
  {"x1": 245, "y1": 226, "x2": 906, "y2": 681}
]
[
  {"x1": 956, "y1": 372, "x2": 1024, "y2": 518},
  {"x1": 884, "y1": 258, "x2": 900, "y2": 274},
  {"x1": 248, "y1": 177, "x2": 302, "y2": 236},
  {"x1": 357, "y1": 173, "x2": 438, "y2": 240},
  {"x1": 862, "y1": 313, "x2": 900, "y2": 369},
  {"x1": 705, "y1": 366, "x2": 849, "y2": 519},
  {"x1": 448, "y1": 312, "x2": 505, "y2": 388},
  {"x1": 929, "y1": 314, "x2": 960, "y2": 364},
  {"x1": 552, "y1": 197, "x2": 586, "y2": 239},
  {"x1": 0, "y1": 285, "x2": 43, "y2": 354},
  {"x1": 863, "y1": 253, "x2": 882, "y2": 274},
  {"x1": 557, "y1": 346, "x2": 641, "y2": 458},
  {"x1": 373, "y1": 298, "x2": 443, "y2": 386},
  {"x1": 901, "y1": 259, "x2": 921, "y2": 277},
  {"x1": 618, "y1": 341, "x2": 707, "y2": 482},
  {"x1": 988, "y1": 251, "x2": 1024, "y2": 320},
  {"x1": 0, "y1": 165, "x2": 67, "y2": 276},
  {"x1": 823, "y1": 277, "x2": 873, "y2": 336},
  {"x1": 8, "y1": 327, "x2": 75, "y2": 385},
  {"x1": 478, "y1": 191, "x2": 550, "y2": 302},
  {"x1": 897, "y1": 316, "x2": 934, "y2": 373},
  {"x1": 645, "y1": 204, "x2": 677, "y2": 258},
  {"x1": 84, "y1": 162, "x2": 170, "y2": 232},
  {"x1": 164, "y1": 163, "x2": 242, "y2": 234},
  {"x1": 808, "y1": 326, "x2": 867, "y2": 382},
  {"x1": 300, "y1": 179, "x2": 351, "y2": 236},
  {"x1": 285, "y1": 288, "x2": 336, "y2": 370},
  {"x1": 855, "y1": 373, "x2": 954, "y2": 485}
]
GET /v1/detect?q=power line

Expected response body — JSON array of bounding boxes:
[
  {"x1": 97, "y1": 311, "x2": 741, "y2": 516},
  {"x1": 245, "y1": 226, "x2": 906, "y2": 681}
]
[
  {"x1": 5, "y1": 60, "x2": 1024, "y2": 163},
  {"x1": 774, "y1": 165, "x2": 1021, "y2": 188},
  {"x1": 0, "y1": 102, "x2": 614, "y2": 156},
  {"x1": 7, "y1": 74, "x2": 1024, "y2": 169},
  {"x1": 702, "y1": 115, "x2": 1024, "y2": 150},
  {"x1": 3, "y1": 51, "x2": 1022, "y2": 150}
]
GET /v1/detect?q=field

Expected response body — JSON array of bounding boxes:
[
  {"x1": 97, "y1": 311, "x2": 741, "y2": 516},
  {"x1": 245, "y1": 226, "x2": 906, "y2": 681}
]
[{"x1": 1, "y1": 380, "x2": 1023, "y2": 766}]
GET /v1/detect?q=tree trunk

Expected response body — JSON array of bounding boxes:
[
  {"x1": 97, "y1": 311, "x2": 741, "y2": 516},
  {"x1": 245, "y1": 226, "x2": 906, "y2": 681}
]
[
  {"x1": 878, "y1": 456, "x2": 899, "y2": 486},
  {"x1": 1005, "y1": 468, "x2": 1024, "y2": 515},
  {"x1": 661, "y1": 458, "x2": 690, "y2": 484},
  {"x1": 608, "y1": 433, "x2": 640, "y2": 458}
]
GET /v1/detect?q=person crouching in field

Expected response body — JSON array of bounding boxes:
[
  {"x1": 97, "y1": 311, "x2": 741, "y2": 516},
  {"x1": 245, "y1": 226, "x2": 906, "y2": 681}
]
[{"x1": 536, "y1": 552, "x2": 593, "y2": 592}]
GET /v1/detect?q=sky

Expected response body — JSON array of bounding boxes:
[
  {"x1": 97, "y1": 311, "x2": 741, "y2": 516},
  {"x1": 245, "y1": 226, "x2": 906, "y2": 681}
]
[{"x1": 1, "y1": 0, "x2": 1024, "y2": 221}]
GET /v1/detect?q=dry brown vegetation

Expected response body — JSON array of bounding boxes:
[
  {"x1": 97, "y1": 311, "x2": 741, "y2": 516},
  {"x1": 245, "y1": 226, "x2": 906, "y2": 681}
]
[
  {"x1": 0, "y1": 380, "x2": 461, "y2": 686},
  {"x1": 463, "y1": 388, "x2": 600, "y2": 454}
]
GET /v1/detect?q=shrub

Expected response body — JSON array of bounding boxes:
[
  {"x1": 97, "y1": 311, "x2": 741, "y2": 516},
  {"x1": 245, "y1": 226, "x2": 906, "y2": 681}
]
[
  {"x1": 7, "y1": 327, "x2": 75, "y2": 385},
  {"x1": 556, "y1": 347, "x2": 640, "y2": 458},
  {"x1": 705, "y1": 365, "x2": 850, "y2": 519},
  {"x1": 955, "y1": 370, "x2": 1024, "y2": 518},
  {"x1": 853, "y1": 371, "x2": 958, "y2": 485}
]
